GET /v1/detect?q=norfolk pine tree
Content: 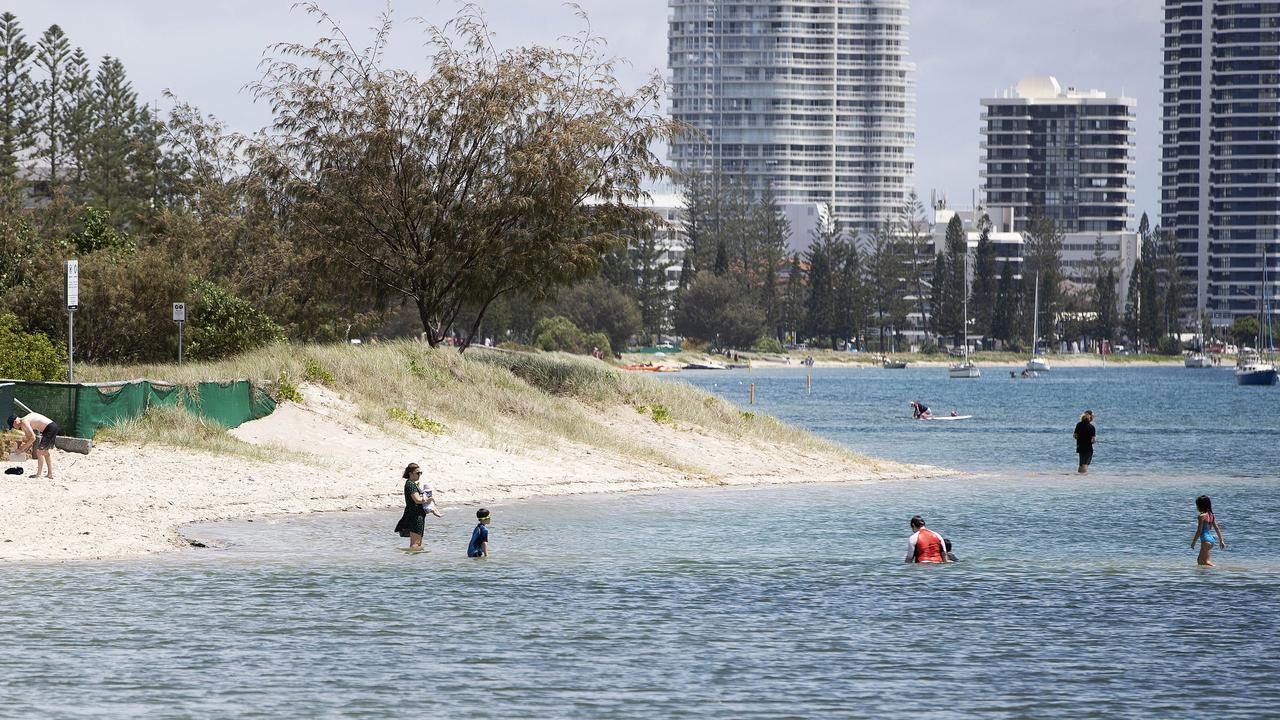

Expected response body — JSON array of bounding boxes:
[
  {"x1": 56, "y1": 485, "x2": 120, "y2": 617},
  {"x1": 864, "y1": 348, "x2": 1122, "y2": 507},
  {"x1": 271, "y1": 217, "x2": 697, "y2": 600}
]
[
  {"x1": 971, "y1": 213, "x2": 997, "y2": 339},
  {"x1": 0, "y1": 12, "x2": 35, "y2": 188}
]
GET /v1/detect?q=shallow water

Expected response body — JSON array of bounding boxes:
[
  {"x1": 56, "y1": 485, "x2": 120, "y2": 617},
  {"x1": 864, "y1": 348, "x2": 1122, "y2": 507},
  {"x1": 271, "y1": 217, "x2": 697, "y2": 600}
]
[
  {"x1": 671, "y1": 365, "x2": 1280, "y2": 477},
  {"x1": 2, "y1": 366, "x2": 1279, "y2": 717}
]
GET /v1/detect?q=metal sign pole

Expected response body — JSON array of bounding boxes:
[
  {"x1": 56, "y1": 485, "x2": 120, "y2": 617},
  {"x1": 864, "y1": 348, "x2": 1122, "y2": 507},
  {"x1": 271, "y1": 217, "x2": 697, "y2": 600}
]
[
  {"x1": 177, "y1": 321, "x2": 184, "y2": 364},
  {"x1": 173, "y1": 302, "x2": 187, "y2": 365},
  {"x1": 67, "y1": 309, "x2": 75, "y2": 383}
]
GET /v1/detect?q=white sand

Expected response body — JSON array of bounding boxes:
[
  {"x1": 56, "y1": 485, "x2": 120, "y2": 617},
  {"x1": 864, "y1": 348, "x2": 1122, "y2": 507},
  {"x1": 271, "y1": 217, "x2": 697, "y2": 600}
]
[{"x1": 0, "y1": 385, "x2": 939, "y2": 562}]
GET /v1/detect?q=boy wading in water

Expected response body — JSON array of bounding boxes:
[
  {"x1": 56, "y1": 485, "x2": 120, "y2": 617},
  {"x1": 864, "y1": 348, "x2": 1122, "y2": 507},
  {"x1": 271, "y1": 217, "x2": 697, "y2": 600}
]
[
  {"x1": 1192, "y1": 495, "x2": 1226, "y2": 566},
  {"x1": 1073, "y1": 410, "x2": 1096, "y2": 474},
  {"x1": 468, "y1": 509, "x2": 491, "y2": 558}
]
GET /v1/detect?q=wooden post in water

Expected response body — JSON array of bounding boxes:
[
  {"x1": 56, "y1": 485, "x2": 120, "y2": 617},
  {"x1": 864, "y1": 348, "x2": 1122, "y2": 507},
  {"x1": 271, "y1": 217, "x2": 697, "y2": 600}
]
[
  {"x1": 749, "y1": 383, "x2": 756, "y2": 405},
  {"x1": 806, "y1": 374, "x2": 812, "y2": 395}
]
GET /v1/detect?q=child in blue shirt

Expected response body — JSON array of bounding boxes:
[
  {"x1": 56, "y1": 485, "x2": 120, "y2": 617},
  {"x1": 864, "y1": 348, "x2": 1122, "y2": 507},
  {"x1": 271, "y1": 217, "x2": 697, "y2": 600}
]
[{"x1": 467, "y1": 508, "x2": 491, "y2": 558}]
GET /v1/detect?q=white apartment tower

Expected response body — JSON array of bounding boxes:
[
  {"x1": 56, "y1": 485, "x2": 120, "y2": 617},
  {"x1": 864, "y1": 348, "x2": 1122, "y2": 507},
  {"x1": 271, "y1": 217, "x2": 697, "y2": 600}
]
[
  {"x1": 980, "y1": 76, "x2": 1136, "y2": 233},
  {"x1": 1162, "y1": 0, "x2": 1280, "y2": 323},
  {"x1": 668, "y1": 0, "x2": 915, "y2": 236}
]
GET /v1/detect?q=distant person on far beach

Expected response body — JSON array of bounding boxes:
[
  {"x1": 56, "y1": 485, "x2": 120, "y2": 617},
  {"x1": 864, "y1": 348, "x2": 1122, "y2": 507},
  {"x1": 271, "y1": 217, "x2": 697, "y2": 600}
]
[
  {"x1": 905, "y1": 515, "x2": 948, "y2": 564},
  {"x1": 394, "y1": 463, "x2": 428, "y2": 550},
  {"x1": 468, "y1": 508, "x2": 491, "y2": 558},
  {"x1": 1073, "y1": 410, "x2": 1096, "y2": 474},
  {"x1": 9, "y1": 412, "x2": 57, "y2": 479},
  {"x1": 1191, "y1": 495, "x2": 1226, "y2": 566}
]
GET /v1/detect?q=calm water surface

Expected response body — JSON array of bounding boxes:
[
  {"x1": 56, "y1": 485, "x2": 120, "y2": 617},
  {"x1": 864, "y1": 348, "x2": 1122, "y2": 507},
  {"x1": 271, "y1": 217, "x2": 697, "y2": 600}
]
[{"x1": 2, "y1": 366, "x2": 1278, "y2": 718}]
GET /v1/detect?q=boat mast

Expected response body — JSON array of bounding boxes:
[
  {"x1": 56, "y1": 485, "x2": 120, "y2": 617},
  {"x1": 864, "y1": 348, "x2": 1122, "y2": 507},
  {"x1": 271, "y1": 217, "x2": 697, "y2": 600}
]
[{"x1": 1031, "y1": 272, "x2": 1040, "y2": 356}]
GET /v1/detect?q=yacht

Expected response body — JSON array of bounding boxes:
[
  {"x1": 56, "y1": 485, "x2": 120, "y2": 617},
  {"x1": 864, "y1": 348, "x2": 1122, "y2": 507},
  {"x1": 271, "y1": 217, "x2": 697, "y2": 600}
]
[
  {"x1": 1234, "y1": 247, "x2": 1277, "y2": 386},
  {"x1": 948, "y1": 252, "x2": 980, "y2": 379},
  {"x1": 1026, "y1": 273, "x2": 1050, "y2": 373},
  {"x1": 1184, "y1": 351, "x2": 1213, "y2": 369}
]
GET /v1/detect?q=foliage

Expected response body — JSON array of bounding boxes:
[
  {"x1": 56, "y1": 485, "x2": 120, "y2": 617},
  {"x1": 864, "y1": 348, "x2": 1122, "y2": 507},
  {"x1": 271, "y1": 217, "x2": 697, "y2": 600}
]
[
  {"x1": 970, "y1": 214, "x2": 997, "y2": 338},
  {"x1": 243, "y1": 4, "x2": 677, "y2": 351},
  {"x1": 303, "y1": 358, "x2": 335, "y2": 386},
  {"x1": 673, "y1": 274, "x2": 765, "y2": 349},
  {"x1": 1231, "y1": 316, "x2": 1259, "y2": 348},
  {"x1": 1156, "y1": 334, "x2": 1183, "y2": 356},
  {"x1": 388, "y1": 407, "x2": 447, "y2": 434},
  {"x1": 752, "y1": 335, "x2": 784, "y2": 354},
  {"x1": 274, "y1": 370, "x2": 301, "y2": 403},
  {"x1": 0, "y1": 312, "x2": 65, "y2": 380},
  {"x1": 1021, "y1": 215, "x2": 1064, "y2": 347},
  {"x1": 65, "y1": 205, "x2": 130, "y2": 254},
  {"x1": 553, "y1": 279, "x2": 641, "y2": 353},
  {"x1": 187, "y1": 279, "x2": 285, "y2": 361},
  {"x1": 533, "y1": 316, "x2": 592, "y2": 355}
]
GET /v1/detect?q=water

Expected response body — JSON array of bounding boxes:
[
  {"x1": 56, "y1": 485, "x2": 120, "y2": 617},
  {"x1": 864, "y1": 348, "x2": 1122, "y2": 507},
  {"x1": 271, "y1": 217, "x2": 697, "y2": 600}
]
[
  {"x1": 2, "y1": 366, "x2": 1279, "y2": 717},
  {"x1": 671, "y1": 365, "x2": 1280, "y2": 478}
]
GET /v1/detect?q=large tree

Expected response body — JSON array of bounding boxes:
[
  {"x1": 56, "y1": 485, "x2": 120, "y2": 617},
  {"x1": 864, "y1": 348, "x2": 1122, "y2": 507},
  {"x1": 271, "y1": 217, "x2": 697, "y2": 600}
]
[
  {"x1": 970, "y1": 213, "x2": 997, "y2": 339},
  {"x1": 936, "y1": 213, "x2": 967, "y2": 345},
  {"x1": 244, "y1": 5, "x2": 677, "y2": 351},
  {"x1": 1021, "y1": 215, "x2": 1064, "y2": 348},
  {"x1": 0, "y1": 12, "x2": 35, "y2": 187},
  {"x1": 898, "y1": 190, "x2": 931, "y2": 338},
  {"x1": 866, "y1": 219, "x2": 909, "y2": 352},
  {"x1": 673, "y1": 273, "x2": 764, "y2": 349},
  {"x1": 33, "y1": 24, "x2": 72, "y2": 191}
]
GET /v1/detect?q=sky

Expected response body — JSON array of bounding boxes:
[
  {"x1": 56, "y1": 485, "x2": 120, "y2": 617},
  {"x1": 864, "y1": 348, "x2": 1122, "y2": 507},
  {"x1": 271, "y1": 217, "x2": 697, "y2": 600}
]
[{"x1": 13, "y1": 0, "x2": 1163, "y2": 223}]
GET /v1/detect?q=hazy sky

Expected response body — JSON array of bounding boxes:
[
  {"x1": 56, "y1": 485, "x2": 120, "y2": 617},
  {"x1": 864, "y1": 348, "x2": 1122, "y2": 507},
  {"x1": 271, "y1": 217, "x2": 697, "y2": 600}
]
[{"x1": 14, "y1": 0, "x2": 1162, "y2": 222}]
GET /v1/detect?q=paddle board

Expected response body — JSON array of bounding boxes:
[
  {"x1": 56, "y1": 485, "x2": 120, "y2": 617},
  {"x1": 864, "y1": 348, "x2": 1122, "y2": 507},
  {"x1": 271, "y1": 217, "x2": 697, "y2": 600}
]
[{"x1": 926, "y1": 415, "x2": 973, "y2": 421}]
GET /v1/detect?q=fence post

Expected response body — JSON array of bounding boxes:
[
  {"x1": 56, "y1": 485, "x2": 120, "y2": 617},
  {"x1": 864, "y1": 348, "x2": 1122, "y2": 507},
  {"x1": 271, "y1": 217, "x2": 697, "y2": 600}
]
[{"x1": 749, "y1": 383, "x2": 755, "y2": 405}]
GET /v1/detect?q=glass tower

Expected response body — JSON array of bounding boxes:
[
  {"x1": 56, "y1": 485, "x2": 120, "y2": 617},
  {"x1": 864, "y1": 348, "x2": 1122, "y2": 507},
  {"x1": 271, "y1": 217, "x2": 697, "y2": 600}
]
[
  {"x1": 667, "y1": 0, "x2": 915, "y2": 235},
  {"x1": 1162, "y1": 0, "x2": 1280, "y2": 321}
]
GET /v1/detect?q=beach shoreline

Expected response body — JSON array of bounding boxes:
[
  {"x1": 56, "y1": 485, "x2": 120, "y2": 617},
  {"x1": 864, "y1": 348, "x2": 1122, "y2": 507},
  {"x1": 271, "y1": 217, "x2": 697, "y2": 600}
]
[{"x1": 0, "y1": 383, "x2": 946, "y2": 563}]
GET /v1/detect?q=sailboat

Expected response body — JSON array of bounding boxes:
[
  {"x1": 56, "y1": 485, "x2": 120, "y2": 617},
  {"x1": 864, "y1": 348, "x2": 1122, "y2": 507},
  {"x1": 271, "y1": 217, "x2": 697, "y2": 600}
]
[
  {"x1": 949, "y1": 251, "x2": 981, "y2": 378},
  {"x1": 1236, "y1": 247, "x2": 1278, "y2": 386},
  {"x1": 1026, "y1": 272, "x2": 1051, "y2": 373}
]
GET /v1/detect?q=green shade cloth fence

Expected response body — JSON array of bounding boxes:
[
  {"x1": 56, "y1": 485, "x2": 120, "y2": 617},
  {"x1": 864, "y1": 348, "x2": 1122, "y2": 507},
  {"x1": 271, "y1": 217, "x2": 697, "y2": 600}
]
[{"x1": 5, "y1": 379, "x2": 276, "y2": 439}]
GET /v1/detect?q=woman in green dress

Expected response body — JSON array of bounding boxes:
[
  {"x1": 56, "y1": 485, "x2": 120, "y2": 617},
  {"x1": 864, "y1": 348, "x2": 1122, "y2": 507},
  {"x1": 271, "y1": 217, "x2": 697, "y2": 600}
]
[{"x1": 394, "y1": 463, "x2": 427, "y2": 549}]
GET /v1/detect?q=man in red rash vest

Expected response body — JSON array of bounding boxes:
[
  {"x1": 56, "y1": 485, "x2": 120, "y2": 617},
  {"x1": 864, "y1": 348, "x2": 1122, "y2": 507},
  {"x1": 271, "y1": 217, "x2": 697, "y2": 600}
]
[{"x1": 905, "y1": 515, "x2": 948, "y2": 564}]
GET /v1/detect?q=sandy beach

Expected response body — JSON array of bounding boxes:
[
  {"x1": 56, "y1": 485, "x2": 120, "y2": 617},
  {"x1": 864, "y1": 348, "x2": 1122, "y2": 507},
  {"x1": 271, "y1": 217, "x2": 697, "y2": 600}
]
[{"x1": 0, "y1": 384, "x2": 938, "y2": 562}]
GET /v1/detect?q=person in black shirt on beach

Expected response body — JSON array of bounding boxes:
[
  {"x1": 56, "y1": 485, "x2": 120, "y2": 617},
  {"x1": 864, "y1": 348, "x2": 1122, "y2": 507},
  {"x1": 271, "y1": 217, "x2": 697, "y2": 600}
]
[{"x1": 1073, "y1": 410, "x2": 1096, "y2": 474}]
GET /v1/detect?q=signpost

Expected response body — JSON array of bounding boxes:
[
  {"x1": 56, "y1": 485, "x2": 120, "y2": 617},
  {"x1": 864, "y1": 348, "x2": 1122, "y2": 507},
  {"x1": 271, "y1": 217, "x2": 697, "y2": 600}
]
[
  {"x1": 173, "y1": 302, "x2": 186, "y2": 364},
  {"x1": 65, "y1": 260, "x2": 78, "y2": 382}
]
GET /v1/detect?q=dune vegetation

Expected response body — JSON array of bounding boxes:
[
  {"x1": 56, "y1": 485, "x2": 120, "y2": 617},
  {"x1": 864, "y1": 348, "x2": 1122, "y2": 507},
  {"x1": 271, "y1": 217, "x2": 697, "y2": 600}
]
[{"x1": 82, "y1": 342, "x2": 857, "y2": 466}]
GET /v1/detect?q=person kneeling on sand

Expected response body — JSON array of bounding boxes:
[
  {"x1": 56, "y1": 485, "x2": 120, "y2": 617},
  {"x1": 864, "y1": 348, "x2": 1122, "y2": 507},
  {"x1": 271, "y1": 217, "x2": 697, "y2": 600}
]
[
  {"x1": 905, "y1": 515, "x2": 948, "y2": 564},
  {"x1": 9, "y1": 412, "x2": 58, "y2": 479}
]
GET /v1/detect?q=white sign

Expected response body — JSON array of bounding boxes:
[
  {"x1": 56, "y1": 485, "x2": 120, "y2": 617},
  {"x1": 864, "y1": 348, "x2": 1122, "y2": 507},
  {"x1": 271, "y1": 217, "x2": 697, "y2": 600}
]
[
  {"x1": 64, "y1": 260, "x2": 79, "y2": 309},
  {"x1": 172, "y1": 302, "x2": 186, "y2": 322},
  {"x1": 1210, "y1": 311, "x2": 1233, "y2": 328}
]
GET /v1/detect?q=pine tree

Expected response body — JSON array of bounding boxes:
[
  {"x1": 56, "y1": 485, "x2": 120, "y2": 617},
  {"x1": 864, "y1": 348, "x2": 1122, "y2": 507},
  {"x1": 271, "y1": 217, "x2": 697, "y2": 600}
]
[
  {"x1": 780, "y1": 254, "x2": 806, "y2": 344},
  {"x1": 971, "y1": 214, "x2": 997, "y2": 339},
  {"x1": 897, "y1": 190, "x2": 930, "y2": 338},
  {"x1": 631, "y1": 225, "x2": 671, "y2": 339},
  {"x1": 0, "y1": 12, "x2": 36, "y2": 186},
  {"x1": 992, "y1": 259, "x2": 1016, "y2": 347},
  {"x1": 804, "y1": 210, "x2": 840, "y2": 348},
  {"x1": 835, "y1": 238, "x2": 864, "y2": 348},
  {"x1": 938, "y1": 213, "x2": 967, "y2": 345},
  {"x1": 712, "y1": 238, "x2": 729, "y2": 276},
  {"x1": 85, "y1": 56, "x2": 139, "y2": 216},
  {"x1": 1158, "y1": 226, "x2": 1186, "y2": 337},
  {"x1": 61, "y1": 46, "x2": 92, "y2": 189},
  {"x1": 1095, "y1": 266, "x2": 1119, "y2": 344},
  {"x1": 753, "y1": 182, "x2": 790, "y2": 336},
  {"x1": 1123, "y1": 256, "x2": 1142, "y2": 344},
  {"x1": 1137, "y1": 215, "x2": 1162, "y2": 347},
  {"x1": 33, "y1": 23, "x2": 72, "y2": 190},
  {"x1": 866, "y1": 219, "x2": 908, "y2": 352},
  {"x1": 1022, "y1": 215, "x2": 1064, "y2": 347},
  {"x1": 929, "y1": 252, "x2": 946, "y2": 342}
]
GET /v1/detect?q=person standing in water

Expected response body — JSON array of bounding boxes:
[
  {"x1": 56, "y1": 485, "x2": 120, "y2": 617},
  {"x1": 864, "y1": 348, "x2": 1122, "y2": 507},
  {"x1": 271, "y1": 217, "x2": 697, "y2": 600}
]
[
  {"x1": 1191, "y1": 495, "x2": 1226, "y2": 566},
  {"x1": 394, "y1": 463, "x2": 428, "y2": 550},
  {"x1": 1073, "y1": 410, "x2": 1096, "y2": 474},
  {"x1": 905, "y1": 515, "x2": 948, "y2": 564}
]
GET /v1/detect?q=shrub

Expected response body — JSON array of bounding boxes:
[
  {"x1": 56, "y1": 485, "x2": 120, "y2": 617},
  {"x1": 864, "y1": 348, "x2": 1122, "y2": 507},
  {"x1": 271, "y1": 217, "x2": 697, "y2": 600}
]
[
  {"x1": 673, "y1": 274, "x2": 765, "y2": 348},
  {"x1": 0, "y1": 313, "x2": 65, "y2": 381},
  {"x1": 918, "y1": 340, "x2": 939, "y2": 355},
  {"x1": 303, "y1": 358, "x2": 336, "y2": 385},
  {"x1": 388, "y1": 407, "x2": 447, "y2": 434},
  {"x1": 584, "y1": 332, "x2": 612, "y2": 358},
  {"x1": 1157, "y1": 335, "x2": 1184, "y2": 356},
  {"x1": 648, "y1": 404, "x2": 672, "y2": 423},
  {"x1": 752, "y1": 335, "x2": 784, "y2": 354},
  {"x1": 275, "y1": 370, "x2": 302, "y2": 403},
  {"x1": 553, "y1": 279, "x2": 642, "y2": 353},
  {"x1": 532, "y1": 315, "x2": 589, "y2": 354},
  {"x1": 188, "y1": 279, "x2": 286, "y2": 360}
]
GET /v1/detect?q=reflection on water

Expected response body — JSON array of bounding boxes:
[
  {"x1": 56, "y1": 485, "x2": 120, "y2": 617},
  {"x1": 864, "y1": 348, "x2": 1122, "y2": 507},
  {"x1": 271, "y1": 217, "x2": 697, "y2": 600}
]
[{"x1": 3, "y1": 474, "x2": 1279, "y2": 717}]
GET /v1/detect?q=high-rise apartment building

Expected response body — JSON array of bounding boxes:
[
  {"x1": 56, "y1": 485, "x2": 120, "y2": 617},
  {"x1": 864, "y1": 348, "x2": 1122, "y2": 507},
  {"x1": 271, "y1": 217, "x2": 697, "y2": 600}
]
[
  {"x1": 980, "y1": 76, "x2": 1136, "y2": 234},
  {"x1": 1163, "y1": 0, "x2": 1280, "y2": 323},
  {"x1": 667, "y1": 0, "x2": 915, "y2": 237}
]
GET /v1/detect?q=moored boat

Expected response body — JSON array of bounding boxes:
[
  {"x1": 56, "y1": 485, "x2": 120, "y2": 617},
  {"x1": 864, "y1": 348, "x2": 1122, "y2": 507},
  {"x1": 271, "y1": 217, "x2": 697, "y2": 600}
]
[{"x1": 1184, "y1": 352, "x2": 1213, "y2": 369}]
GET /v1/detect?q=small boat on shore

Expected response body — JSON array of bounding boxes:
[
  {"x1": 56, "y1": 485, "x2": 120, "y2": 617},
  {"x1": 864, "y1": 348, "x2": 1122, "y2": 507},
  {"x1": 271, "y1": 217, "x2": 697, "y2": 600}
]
[
  {"x1": 623, "y1": 363, "x2": 680, "y2": 373},
  {"x1": 883, "y1": 358, "x2": 908, "y2": 369},
  {"x1": 682, "y1": 359, "x2": 728, "y2": 370}
]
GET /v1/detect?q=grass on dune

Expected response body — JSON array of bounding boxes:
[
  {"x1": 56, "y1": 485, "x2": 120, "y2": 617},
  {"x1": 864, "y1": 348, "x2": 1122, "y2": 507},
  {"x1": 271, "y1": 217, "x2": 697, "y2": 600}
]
[
  {"x1": 81, "y1": 341, "x2": 855, "y2": 465},
  {"x1": 95, "y1": 405, "x2": 313, "y2": 464}
]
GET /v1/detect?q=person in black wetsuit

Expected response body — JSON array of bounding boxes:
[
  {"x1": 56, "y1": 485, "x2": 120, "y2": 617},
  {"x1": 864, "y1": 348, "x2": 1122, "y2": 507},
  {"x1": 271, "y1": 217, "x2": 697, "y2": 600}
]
[
  {"x1": 394, "y1": 463, "x2": 428, "y2": 549},
  {"x1": 910, "y1": 401, "x2": 932, "y2": 420},
  {"x1": 1073, "y1": 410, "x2": 1096, "y2": 474}
]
